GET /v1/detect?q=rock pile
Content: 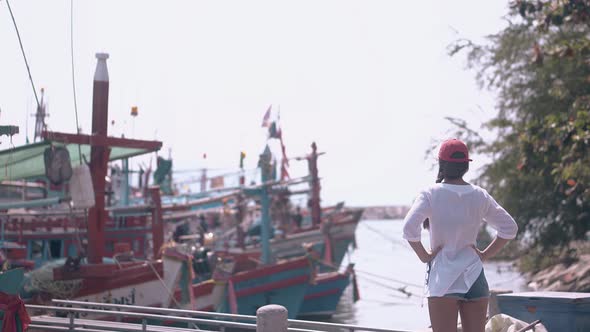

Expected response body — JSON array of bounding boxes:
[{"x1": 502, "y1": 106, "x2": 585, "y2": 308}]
[{"x1": 527, "y1": 254, "x2": 590, "y2": 292}]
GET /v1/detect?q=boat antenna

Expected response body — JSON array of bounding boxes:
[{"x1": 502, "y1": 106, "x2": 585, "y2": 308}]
[
  {"x1": 5, "y1": 0, "x2": 41, "y2": 110},
  {"x1": 70, "y1": 0, "x2": 83, "y2": 162},
  {"x1": 33, "y1": 88, "x2": 48, "y2": 142}
]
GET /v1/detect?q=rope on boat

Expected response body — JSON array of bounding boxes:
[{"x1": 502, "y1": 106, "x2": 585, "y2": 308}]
[
  {"x1": 5, "y1": 0, "x2": 41, "y2": 109},
  {"x1": 357, "y1": 277, "x2": 423, "y2": 304},
  {"x1": 147, "y1": 246, "x2": 201, "y2": 330},
  {"x1": 358, "y1": 274, "x2": 415, "y2": 298},
  {"x1": 69, "y1": 0, "x2": 83, "y2": 163},
  {"x1": 361, "y1": 222, "x2": 410, "y2": 249},
  {"x1": 361, "y1": 298, "x2": 416, "y2": 305},
  {"x1": 310, "y1": 252, "x2": 423, "y2": 293},
  {"x1": 354, "y1": 269, "x2": 423, "y2": 289}
]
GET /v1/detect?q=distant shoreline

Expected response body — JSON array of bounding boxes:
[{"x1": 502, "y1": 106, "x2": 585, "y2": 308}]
[{"x1": 353, "y1": 205, "x2": 410, "y2": 220}]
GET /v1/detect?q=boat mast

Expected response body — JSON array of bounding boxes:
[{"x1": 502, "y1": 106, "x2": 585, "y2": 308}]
[
  {"x1": 308, "y1": 142, "x2": 321, "y2": 227},
  {"x1": 121, "y1": 158, "x2": 130, "y2": 206},
  {"x1": 39, "y1": 54, "x2": 162, "y2": 276},
  {"x1": 87, "y1": 53, "x2": 111, "y2": 264},
  {"x1": 258, "y1": 145, "x2": 273, "y2": 265}
]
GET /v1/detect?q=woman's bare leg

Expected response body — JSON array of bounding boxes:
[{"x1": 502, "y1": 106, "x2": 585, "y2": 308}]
[
  {"x1": 458, "y1": 298, "x2": 488, "y2": 332},
  {"x1": 428, "y1": 297, "x2": 459, "y2": 332}
]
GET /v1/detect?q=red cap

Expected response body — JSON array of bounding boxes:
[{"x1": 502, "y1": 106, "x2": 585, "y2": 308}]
[{"x1": 438, "y1": 139, "x2": 472, "y2": 163}]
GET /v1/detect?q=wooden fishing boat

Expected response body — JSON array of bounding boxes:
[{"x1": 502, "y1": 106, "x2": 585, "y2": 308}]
[
  {"x1": 46, "y1": 249, "x2": 186, "y2": 315},
  {"x1": 215, "y1": 256, "x2": 312, "y2": 319},
  {"x1": 167, "y1": 146, "x2": 362, "y2": 319},
  {"x1": 298, "y1": 270, "x2": 351, "y2": 319},
  {"x1": 497, "y1": 291, "x2": 590, "y2": 331},
  {"x1": 0, "y1": 241, "x2": 34, "y2": 271},
  {"x1": 172, "y1": 148, "x2": 316, "y2": 318},
  {"x1": 0, "y1": 206, "x2": 156, "y2": 268},
  {"x1": 0, "y1": 53, "x2": 191, "y2": 317},
  {"x1": 160, "y1": 141, "x2": 363, "y2": 273},
  {"x1": 217, "y1": 207, "x2": 361, "y2": 275}
]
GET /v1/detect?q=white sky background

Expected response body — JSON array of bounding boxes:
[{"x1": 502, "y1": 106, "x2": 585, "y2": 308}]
[{"x1": 0, "y1": 1, "x2": 509, "y2": 206}]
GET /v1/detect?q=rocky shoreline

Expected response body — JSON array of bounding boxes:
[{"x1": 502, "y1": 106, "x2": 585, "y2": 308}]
[{"x1": 526, "y1": 254, "x2": 590, "y2": 292}]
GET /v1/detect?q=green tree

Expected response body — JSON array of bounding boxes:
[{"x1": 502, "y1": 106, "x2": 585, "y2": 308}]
[{"x1": 450, "y1": 0, "x2": 590, "y2": 264}]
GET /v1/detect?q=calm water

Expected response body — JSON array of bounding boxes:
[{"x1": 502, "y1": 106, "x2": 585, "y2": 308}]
[{"x1": 329, "y1": 219, "x2": 529, "y2": 331}]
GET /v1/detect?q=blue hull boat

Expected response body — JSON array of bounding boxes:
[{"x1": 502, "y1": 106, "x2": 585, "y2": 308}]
[
  {"x1": 298, "y1": 271, "x2": 351, "y2": 318},
  {"x1": 497, "y1": 291, "x2": 590, "y2": 332},
  {"x1": 217, "y1": 256, "x2": 311, "y2": 319}
]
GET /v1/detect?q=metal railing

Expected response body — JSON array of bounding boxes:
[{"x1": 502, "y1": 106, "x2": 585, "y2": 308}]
[{"x1": 24, "y1": 299, "x2": 412, "y2": 332}]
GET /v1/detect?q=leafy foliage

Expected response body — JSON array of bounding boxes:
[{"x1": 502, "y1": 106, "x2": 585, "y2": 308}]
[{"x1": 451, "y1": 0, "x2": 590, "y2": 252}]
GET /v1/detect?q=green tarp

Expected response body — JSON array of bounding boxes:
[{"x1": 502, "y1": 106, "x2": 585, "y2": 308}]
[{"x1": 0, "y1": 141, "x2": 153, "y2": 182}]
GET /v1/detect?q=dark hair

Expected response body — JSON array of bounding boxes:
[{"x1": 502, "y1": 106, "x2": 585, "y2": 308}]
[
  {"x1": 424, "y1": 152, "x2": 469, "y2": 230},
  {"x1": 436, "y1": 152, "x2": 469, "y2": 183}
]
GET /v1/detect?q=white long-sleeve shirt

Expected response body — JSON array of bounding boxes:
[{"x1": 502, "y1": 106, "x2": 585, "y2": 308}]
[{"x1": 402, "y1": 183, "x2": 518, "y2": 297}]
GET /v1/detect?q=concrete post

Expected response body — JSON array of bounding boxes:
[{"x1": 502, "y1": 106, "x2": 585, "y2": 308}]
[{"x1": 256, "y1": 305, "x2": 288, "y2": 332}]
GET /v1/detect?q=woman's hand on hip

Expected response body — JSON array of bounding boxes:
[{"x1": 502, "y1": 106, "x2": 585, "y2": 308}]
[
  {"x1": 407, "y1": 241, "x2": 442, "y2": 263},
  {"x1": 471, "y1": 237, "x2": 511, "y2": 262},
  {"x1": 471, "y1": 245, "x2": 486, "y2": 261},
  {"x1": 422, "y1": 246, "x2": 442, "y2": 263}
]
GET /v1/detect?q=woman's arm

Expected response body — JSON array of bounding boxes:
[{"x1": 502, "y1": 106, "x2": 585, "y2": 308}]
[
  {"x1": 408, "y1": 241, "x2": 441, "y2": 263},
  {"x1": 472, "y1": 236, "x2": 509, "y2": 261},
  {"x1": 482, "y1": 191, "x2": 518, "y2": 240},
  {"x1": 402, "y1": 191, "x2": 432, "y2": 242},
  {"x1": 476, "y1": 190, "x2": 517, "y2": 261}
]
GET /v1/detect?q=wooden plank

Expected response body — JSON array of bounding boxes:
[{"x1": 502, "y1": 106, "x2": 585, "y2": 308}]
[
  {"x1": 516, "y1": 320, "x2": 542, "y2": 332},
  {"x1": 42, "y1": 131, "x2": 162, "y2": 151}
]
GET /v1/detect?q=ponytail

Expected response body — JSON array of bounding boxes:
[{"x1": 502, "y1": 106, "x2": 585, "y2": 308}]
[
  {"x1": 435, "y1": 165, "x2": 444, "y2": 184},
  {"x1": 423, "y1": 164, "x2": 449, "y2": 229}
]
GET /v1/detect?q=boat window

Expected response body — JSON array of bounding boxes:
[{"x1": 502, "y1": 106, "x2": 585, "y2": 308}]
[{"x1": 49, "y1": 240, "x2": 62, "y2": 259}]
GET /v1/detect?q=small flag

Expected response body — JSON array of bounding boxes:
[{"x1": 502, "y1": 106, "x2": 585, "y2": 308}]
[
  {"x1": 261, "y1": 105, "x2": 272, "y2": 127},
  {"x1": 268, "y1": 122, "x2": 281, "y2": 139}
]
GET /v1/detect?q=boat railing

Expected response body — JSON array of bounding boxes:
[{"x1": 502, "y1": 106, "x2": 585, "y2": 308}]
[
  {"x1": 28, "y1": 304, "x2": 259, "y2": 332},
  {"x1": 24, "y1": 299, "x2": 412, "y2": 332}
]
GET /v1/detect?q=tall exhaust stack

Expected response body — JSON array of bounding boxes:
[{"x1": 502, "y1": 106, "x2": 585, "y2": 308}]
[{"x1": 87, "y1": 53, "x2": 110, "y2": 264}]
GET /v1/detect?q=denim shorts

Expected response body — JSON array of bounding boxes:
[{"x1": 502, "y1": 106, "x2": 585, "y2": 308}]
[{"x1": 443, "y1": 269, "x2": 489, "y2": 301}]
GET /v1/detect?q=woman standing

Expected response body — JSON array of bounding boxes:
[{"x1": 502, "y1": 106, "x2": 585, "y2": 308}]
[{"x1": 403, "y1": 139, "x2": 518, "y2": 332}]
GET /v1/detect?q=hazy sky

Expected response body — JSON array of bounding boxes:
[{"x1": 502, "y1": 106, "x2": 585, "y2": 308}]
[{"x1": 0, "y1": 1, "x2": 509, "y2": 206}]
